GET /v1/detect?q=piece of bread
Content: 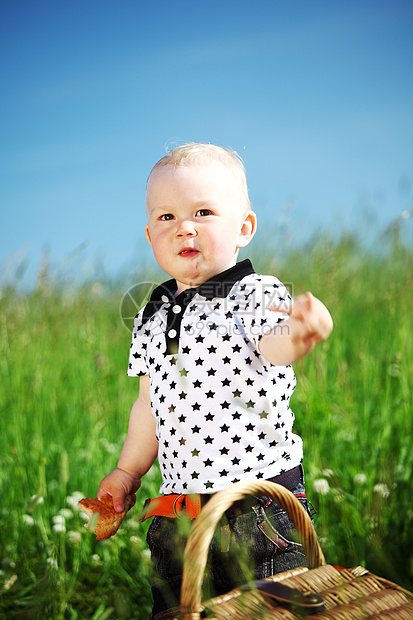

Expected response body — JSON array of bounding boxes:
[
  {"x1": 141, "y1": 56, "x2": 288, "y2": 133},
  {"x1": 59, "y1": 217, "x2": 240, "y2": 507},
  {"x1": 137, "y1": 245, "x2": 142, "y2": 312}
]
[{"x1": 78, "y1": 494, "x2": 132, "y2": 540}]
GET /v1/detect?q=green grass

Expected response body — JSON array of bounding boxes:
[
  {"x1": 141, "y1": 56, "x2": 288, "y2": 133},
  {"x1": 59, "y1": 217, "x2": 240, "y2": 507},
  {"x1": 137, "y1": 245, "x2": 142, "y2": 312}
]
[{"x1": 1, "y1": 226, "x2": 412, "y2": 618}]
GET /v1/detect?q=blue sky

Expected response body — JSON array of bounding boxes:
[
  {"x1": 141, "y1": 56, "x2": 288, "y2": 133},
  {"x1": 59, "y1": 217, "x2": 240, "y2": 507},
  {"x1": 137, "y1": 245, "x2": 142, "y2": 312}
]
[{"x1": 1, "y1": 0, "x2": 412, "y2": 287}]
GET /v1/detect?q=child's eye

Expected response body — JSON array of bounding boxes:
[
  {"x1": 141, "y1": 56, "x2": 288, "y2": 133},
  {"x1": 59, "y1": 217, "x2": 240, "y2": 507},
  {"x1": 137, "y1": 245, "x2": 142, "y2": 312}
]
[
  {"x1": 196, "y1": 209, "x2": 213, "y2": 217},
  {"x1": 160, "y1": 213, "x2": 175, "y2": 221}
]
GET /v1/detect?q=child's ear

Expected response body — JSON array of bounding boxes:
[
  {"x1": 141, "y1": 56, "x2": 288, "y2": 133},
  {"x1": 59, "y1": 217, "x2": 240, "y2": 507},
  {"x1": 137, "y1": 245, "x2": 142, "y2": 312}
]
[
  {"x1": 145, "y1": 225, "x2": 152, "y2": 247},
  {"x1": 237, "y1": 210, "x2": 257, "y2": 248}
]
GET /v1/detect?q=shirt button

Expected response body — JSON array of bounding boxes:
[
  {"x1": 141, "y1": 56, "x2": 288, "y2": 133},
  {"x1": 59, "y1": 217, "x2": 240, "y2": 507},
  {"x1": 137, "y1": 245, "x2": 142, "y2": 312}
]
[
  {"x1": 161, "y1": 295, "x2": 170, "y2": 303},
  {"x1": 172, "y1": 305, "x2": 181, "y2": 314},
  {"x1": 168, "y1": 329, "x2": 177, "y2": 338}
]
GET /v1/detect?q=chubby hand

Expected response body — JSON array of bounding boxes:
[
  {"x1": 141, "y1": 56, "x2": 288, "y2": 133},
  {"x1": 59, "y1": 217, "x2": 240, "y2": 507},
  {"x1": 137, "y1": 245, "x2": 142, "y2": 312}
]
[
  {"x1": 260, "y1": 291, "x2": 333, "y2": 365},
  {"x1": 97, "y1": 467, "x2": 142, "y2": 513},
  {"x1": 271, "y1": 291, "x2": 333, "y2": 349}
]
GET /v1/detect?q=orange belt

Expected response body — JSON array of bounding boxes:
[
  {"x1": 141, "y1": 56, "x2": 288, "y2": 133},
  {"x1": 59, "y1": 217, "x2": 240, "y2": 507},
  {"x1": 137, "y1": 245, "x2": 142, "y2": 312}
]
[
  {"x1": 140, "y1": 493, "x2": 202, "y2": 521},
  {"x1": 140, "y1": 467, "x2": 302, "y2": 522}
]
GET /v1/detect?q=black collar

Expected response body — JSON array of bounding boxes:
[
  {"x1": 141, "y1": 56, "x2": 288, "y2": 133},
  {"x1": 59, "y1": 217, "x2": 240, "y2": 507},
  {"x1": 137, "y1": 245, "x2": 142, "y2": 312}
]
[{"x1": 141, "y1": 259, "x2": 255, "y2": 324}]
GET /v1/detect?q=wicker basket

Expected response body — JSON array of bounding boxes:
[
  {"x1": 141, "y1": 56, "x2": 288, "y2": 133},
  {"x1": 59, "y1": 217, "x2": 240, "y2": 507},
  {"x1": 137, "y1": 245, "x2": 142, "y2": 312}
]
[{"x1": 155, "y1": 480, "x2": 413, "y2": 619}]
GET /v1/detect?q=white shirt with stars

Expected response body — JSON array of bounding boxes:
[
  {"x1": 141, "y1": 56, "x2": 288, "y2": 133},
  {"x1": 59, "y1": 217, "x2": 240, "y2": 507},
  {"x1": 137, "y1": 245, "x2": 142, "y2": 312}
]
[{"x1": 128, "y1": 259, "x2": 303, "y2": 495}]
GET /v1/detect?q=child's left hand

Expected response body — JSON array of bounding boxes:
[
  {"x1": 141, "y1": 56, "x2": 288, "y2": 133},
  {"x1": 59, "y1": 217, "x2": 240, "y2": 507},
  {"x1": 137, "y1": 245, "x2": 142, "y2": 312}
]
[
  {"x1": 259, "y1": 292, "x2": 333, "y2": 366},
  {"x1": 271, "y1": 291, "x2": 333, "y2": 349}
]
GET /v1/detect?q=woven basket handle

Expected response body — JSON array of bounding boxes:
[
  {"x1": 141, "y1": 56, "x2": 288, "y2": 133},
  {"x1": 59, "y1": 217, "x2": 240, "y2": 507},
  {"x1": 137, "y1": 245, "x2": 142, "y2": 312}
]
[{"x1": 180, "y1": 479, "x2": 326, "y2": 616}]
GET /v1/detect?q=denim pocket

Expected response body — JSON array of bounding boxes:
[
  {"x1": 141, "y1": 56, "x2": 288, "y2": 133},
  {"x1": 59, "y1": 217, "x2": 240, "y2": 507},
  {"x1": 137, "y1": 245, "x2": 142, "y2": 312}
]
[{"x1": 260, "y1": 501, "x2": 307, "y2": 572}]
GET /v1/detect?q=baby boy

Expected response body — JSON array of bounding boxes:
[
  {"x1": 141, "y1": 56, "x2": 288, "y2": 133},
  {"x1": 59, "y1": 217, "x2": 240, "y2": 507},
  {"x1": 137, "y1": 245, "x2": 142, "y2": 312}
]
[{"x1": 97, "y1": 143, "x2": 333, "y2": 616}]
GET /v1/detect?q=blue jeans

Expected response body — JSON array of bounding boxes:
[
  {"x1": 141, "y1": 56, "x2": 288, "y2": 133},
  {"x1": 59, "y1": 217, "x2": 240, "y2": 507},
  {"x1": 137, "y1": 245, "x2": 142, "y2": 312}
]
[{"x1": 146, "y1": 477, "x2": 312, "y2": 618}]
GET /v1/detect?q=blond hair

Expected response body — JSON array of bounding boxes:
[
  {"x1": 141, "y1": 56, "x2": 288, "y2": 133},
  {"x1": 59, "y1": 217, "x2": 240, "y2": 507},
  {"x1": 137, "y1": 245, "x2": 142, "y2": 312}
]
[{"x1": 147, "y1": 143, "x2": 251, "y2": 209}]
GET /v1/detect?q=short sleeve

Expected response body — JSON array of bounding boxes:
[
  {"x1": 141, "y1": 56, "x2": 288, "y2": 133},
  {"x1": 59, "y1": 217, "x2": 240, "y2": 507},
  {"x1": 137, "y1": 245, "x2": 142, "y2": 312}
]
[
  {"x1": 127, "y1": 310, "x2": 150, "y2": 376},
  {"x1": 233, "y1": 274, "x2": 293, "y2": 349}
]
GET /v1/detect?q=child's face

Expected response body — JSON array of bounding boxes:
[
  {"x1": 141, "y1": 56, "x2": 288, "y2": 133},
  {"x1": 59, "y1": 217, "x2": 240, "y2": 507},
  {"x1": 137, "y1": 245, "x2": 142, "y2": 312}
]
[{"x1": 145, "y1": 161, "x2": 256, "y2": 294}]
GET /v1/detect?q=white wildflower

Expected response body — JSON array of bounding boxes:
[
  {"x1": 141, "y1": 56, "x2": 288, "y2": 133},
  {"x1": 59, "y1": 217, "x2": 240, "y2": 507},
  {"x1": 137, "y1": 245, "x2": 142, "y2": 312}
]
[
  {"x1": 322, "y1": 469, "x2": 334, "y2": 478},
  {"x1": 91, "y1": 554, "x2": 101, "y2": 565},
  {"x1": 354, "y1": 473, "x2": 367, "y2": 485},
  {"x1": 67, "y1": 530, "x2": 81, "y2": 545},
  {"x1": 373, "y1": 483, "x2": 390, "y2": 498},
  {"x1": 313, "y1": 479, "x2": 330, "y2": 495},
  {"x1": 52, "y1": 523, "x2": 66, "y2": 534},
  {"x1": 66, "y1": 491, "x2": 85, "y2": 509},
  {"x1": 52, "y1": 515, "x2": 66, "y2": 525},
  {"x1": 130, "y1": 536, "x2": 140, "y2": 545},
  {"x1": 22, "y1": 514, "x2": 35, "y2": 526},
  {"x1": 30, "y1": 494, "x2": 44, "y2": 507},
  {"x1": 59, "y1": 508, "x2": 73, "y2": 520},
  {"x1": 47, "y1": 557, "x2": 58, "y2": 569},
  {"x1": 124, "y1": 519, "x2": 139, "y2": 530}
]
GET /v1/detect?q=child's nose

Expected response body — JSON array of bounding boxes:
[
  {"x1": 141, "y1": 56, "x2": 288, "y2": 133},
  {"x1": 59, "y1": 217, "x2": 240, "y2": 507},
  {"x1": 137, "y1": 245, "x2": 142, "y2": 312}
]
[{"x1": 176, "y1": 219, "x2": 197, "y2": 237}]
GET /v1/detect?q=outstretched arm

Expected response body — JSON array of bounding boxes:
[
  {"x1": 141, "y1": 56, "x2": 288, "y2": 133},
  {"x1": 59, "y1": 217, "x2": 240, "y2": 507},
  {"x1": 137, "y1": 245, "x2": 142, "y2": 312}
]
[
  {"x1": 258, "y1": 292, "x2": 333, "y2": 366},
  {"x1": 97, "y1": 374, "x2": 158, "y2": 512}
]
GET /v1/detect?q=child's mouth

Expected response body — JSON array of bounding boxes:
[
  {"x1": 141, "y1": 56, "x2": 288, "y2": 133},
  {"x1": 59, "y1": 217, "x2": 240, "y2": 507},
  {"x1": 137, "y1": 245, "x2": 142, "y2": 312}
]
[{"x1": 179, "y1": 249, "x2": 199, "y2": 257}]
